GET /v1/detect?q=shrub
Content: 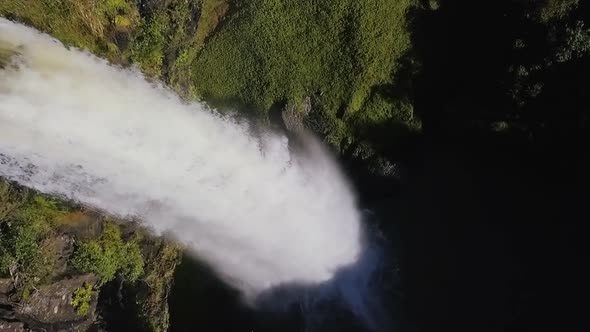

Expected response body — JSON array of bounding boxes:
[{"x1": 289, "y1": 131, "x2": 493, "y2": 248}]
[
  {"x1": 129, "y1": 12, "x2": 168, "y2": 77},
  {"x1": 537, "y1": 0, "x2": 579, "y2": 22},
  {"x1": 556, "y1": 21, "x2": 590, "y2": 62},
  {"x1": 15, "y1": 195, "x2": 65, "y2": 228},
  {"x1": 0, "y1": 194, "x2": 62, "y2": 296},
  {"x1": 192, "y1": 0, "x2": 412, "y2": 114},
  {"x1": 70, "y1": 222, "x2": 144, "y2": 284},
  {"x1": 0, "y1": 0, "x2": 139, "y2": 61},
  {"x1": 71, "y1": 283, "x2": 93, "y2": 316},
  {"x1": 120, "y1": 240, "x2": 144, "y2": 282},
  {"x1": 0, "y1": 180, "x2": 28, "y2": 220}
]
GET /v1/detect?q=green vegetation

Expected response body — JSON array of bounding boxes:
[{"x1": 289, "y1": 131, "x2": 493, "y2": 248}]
[
  {"x1": 129, "y1": 11, "x2": 169, "y2": 77},
  {"x1": 556, "y1": 20, "x2": 590, "y2": 62},
  {"x1": 537, "y1": 0, "x2": 579, "y2": 22},
  {"x1": 194, "y1": 0, "x2": 230, "y2": 51},
  {"x1": 136, "y1": 241, "x2": 181, "y2": 332},
  {"x1": 70, "y1": 221, "x2": 144, "y2": 284},
  {"x1": 0, "y1": 0, "x2": 139, "y2": 61},
  {"x1": 169, "y1": 0, "x2": 228, "y2": 96},
  {"x1": 1, "y1": 181, "x2": 169, "y2": 330},
  {"x1": 130, "y1": 0, "x2": 203, "y2": 88},
  {"x1": 2, "y1": 0, "x2": 589, "y2": 330},
  {"x1": 0, "y1": 191, "x2": 65, "y2": 299},
  {"x1": 71, "y1": 282, "x2": 93, "y2": 316},
  {"x1": 3, "y1": 0, "x2": 419, "y2": 150},
  {"x1": 0, "y1": 179, "x2": 27, "y2": 220},
  {"x1": 189, "y1": 0, "x2": 417, "y2": 144}
]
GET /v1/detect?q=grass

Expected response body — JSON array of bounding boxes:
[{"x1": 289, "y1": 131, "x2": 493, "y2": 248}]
[
  {"x1": 0, "y1": 191, "x2": 66, "y2": 299},
  {"x1": 192, "y1": 0, "x2": 412, "y2": 108},
  {"x1": 0, "y1": 179, "x2": 28, "y2": 220},
  {"x1": 0, "y1": 0, "x2": 139, "y2": 62},
  {"x1": 188, "y1": 0, "x2": 417, "y2": 145},
  {"x1": 169, "y1": 0, "x2": 229, "y2": 96},
  {"x1": 194, "y1": 0, "x2": 230, "y2": 51}
]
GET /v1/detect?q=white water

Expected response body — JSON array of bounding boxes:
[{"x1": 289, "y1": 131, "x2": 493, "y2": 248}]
[{"x1": 0, "y1": 18, "x2": 364, "y2": 300}]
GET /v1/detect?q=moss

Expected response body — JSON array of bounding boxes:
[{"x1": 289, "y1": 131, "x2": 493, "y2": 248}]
[
  {"x1": 137, "y1": 240, "x2": 181, "y2": 332},
  {"x1": 71, "y1": 282, "x2": 93, "y2": 316},
  {"x1": 349, "y1": 92, "x2": 421, "y2": 135},
  {"x1": 115, "y1": 15, "x2": 133, "y2": 29}
]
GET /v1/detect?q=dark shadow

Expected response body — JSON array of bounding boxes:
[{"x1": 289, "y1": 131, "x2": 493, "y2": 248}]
[
  {"x1": 168, "y1": 256, "x2": 256, "y2": 332},
  {"x1": 409, "y1": 0, "x2": 522, "y2": 133},
  {"x1": 395, "y1": 130, "x2": 590, "y2": 332},
  {"x1": 267, "y1": 99, "x2": 288, "y2": 131},
  {"x1": 372, "y1": 2, "x2": 590, "y2": 332},
  {"x1": 410, "y1": 0, "x2": 590, "y2": 135}
]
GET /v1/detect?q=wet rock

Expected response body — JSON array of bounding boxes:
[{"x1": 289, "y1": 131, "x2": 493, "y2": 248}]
[
  {"x1": 57, "y1": 211, "x2": 102, "y2": 241},
  {"x1": 16, "y1": 274, "x2": 97, "y2": 325},
  {"x1": 368, "y1": 157, "x2": 401, "y2": 179},
  {"x1": 282, "y1": 97, "x2": 312, "y2": 134},
  {"x1": 0, "y1": 320, "x2": 25, "y2": 332},
  {"x1": 41, "y1": 235, "x2": 74, "y2": 279},
  {"x1": 351, "y1": 141, "x2": 377, "y2": 160},
  {"x1": 0, "y1": 279, "x2": 13, "y2": 305}
]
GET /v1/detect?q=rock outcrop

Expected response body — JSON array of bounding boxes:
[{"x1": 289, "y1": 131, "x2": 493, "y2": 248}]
[
  {"x1": 16, "y1": 274, "x2": 97, "y2": 326},
  {"x1": 0, "y1": 274, "x2": 98, "y2": 332},
  {"x1": 282, "y1": 97, "x2": 312, "y2": 134},
  {"x1": 0, "y1": 321, "x2": 25, "y2": 332}
]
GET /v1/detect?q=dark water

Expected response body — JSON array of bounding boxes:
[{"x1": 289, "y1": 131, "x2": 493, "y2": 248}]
[
  {"x1": 167, "y1": 245, "x2": 392, "y2": 332},
  {"x1": 168, "y1": 256, "x2": 303, "y2": 332}
]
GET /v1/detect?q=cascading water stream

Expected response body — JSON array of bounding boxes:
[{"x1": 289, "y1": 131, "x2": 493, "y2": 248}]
[{"x1": 0, "y1": 17, "x2": 366, "y2": 300}]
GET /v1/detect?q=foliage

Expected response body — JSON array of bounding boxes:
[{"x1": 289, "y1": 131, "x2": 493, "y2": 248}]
[
  {"x1": 0, "y1": 0, "x2": 139, "y2": 61},
  {"x1": 129, "y1": 11, "x2": 168, "y2": 77},
  {"x1": 0, "y1": 179, "x2": 28, "y2": 220},
  {"x1": 138, "y1": 241, "x2": 181, "y2": 332},
  {"x1": 121, "y1": 240, "x2": 145, "y2": 282},
  {"x1": 185, "y1": 0, "x2": 418, "y2": 151},
  {"x1": 192, "y1": 0, "x2": 412, "y2": 112},
  {"x1": 194, "y1": 0, "x2": 230, "y2": 51},
  {"x1": 2, "y1": 0, "x2": 419, "y2": 152},
  {"x1": 556, "y1": 20, "x2": 590, "y2": 62},
  {"x1": 70, "y1": 222, "x2": 144, "y2": 284},
  {"x1": 537, "y1": 0, "x2": 579, "y2": 22},
  {"x1": 71, "y1": 282, "x2": 93, "y2": 316},
  {"x1": 130, "y1": 0, "x2": 203, "y2": 90},
  {"x1": 0, "y1": 194, "x2": 63, "y2": 298},
  {"x1": 15, "y1": 195, "x2": 65, "y2": 227},
  {"x1": 169, "y1": 0, "x2": 228, "y2": 96}
]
